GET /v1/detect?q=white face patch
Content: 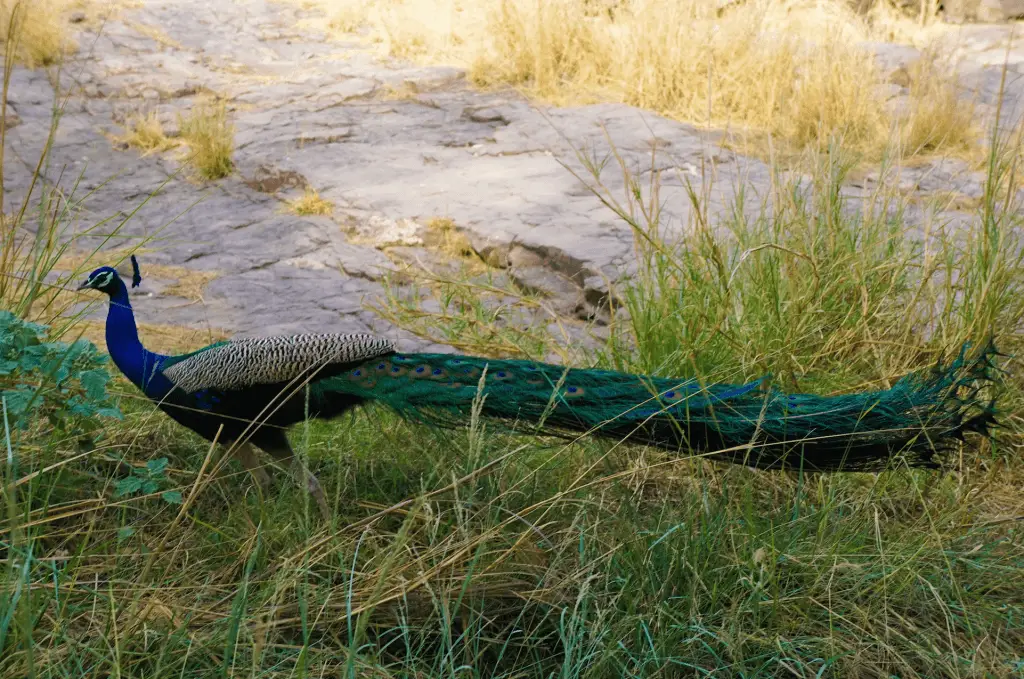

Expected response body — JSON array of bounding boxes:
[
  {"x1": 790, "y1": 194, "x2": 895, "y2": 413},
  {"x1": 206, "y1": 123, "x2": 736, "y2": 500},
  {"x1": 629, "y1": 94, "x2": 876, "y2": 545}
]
[{"x1": 91, "y1": 271, "x2": 114, "y2": 289}]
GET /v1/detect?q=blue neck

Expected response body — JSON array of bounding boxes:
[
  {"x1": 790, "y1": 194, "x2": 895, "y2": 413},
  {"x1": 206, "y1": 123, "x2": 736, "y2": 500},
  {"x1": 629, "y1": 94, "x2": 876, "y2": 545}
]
[{"x1": 105, "y1": 281, "x2": 166, "y2": 395}]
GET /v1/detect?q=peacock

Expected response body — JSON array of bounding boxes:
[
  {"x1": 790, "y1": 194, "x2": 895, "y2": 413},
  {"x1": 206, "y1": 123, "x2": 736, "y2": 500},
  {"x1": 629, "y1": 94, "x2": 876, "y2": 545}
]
[{"x1": 78, "y1": 257, "x2": 999, "y2": 518}]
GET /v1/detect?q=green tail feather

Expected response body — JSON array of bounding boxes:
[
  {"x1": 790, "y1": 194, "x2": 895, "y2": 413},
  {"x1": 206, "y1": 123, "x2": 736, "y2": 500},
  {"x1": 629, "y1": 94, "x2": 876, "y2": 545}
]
[{"x1": 318, "y1": 341, "x2": 1000, "y2": 472}]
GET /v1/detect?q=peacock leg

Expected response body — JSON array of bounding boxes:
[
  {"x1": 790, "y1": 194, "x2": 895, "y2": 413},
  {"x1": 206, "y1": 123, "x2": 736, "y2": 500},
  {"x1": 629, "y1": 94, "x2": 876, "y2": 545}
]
[
  {"x1": 231, "y1": 441, "x2": 271, "y2": 489},
  {"x1": 255, "y1": 431, "x2": 330, "y2": 520}
]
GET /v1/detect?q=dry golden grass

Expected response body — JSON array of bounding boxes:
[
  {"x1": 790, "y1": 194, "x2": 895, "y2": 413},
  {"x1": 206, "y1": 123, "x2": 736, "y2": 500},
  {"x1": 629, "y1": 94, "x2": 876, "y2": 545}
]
[
  {"x1": 309, "y1": 0, "x2": 978, "y2": 159},
  {"x1": 898, "y1": 48, "x2": 980, "y2": 156},
  {"x1": 286, "y1": 187, "x2": 335, "y2": 216},
  {"x1": 0, "y1": 0, "x2": 76, "y2": 66},
  {"x1": 178, "y1": 100, "x2": 235, "y2": 180},
  {"x1": 862, "y1": 0, "x2": 954, "y2": 47},
  {"x1": 158, "y1": 267, "x2": 220, "y2": 301},
  {"x1": 421, "y1": 216, "x2": 481, "y2": 262},
  {"x1": 115, "y1": 111, "x2": 180, "y2": 155}
]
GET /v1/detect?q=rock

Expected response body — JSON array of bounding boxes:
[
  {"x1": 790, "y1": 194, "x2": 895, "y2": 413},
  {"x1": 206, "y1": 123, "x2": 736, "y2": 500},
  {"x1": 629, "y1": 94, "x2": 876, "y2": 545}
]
[
  {"x1": 976, "y1": 0, "x2": 1024, "y2": 21},
  {"x1": 3, "y1": 0, "x2": 1017, "y2": 346},
  {"x1": 243, "y1": 164, "x2": 308, "y2": 193},
  {"x1": 463, "y1": 106, "x2": 509, "y2": 125},
  {"x1": 352, "y1": 216, "x2": 424, "y2": 248},
  {"x1": 857, "y1": 42, "x2": 921, "y2": 82},
  {"x1": 944, "y1": 0, "x2": 1024, "y2": 22}
]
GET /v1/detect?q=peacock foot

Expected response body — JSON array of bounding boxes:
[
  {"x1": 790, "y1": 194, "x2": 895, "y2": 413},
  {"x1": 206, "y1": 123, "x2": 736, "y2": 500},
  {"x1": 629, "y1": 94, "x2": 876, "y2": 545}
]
[
  {"x1": 305, "y1": 473, "x2": 331, "y2": 521},
  {"x1": 232, "y1": 442, "x2": 272, "y2": 489},
  {"x1": 288, "y1": 460, "x2": 331, "y2": 520}
]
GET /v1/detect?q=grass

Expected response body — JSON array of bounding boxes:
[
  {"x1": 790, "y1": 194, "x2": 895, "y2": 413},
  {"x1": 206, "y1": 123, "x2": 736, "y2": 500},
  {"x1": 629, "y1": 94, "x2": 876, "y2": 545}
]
[
  {"x1": 285, "y1": 187, "x2": 335, "y2": 216},
  {"x1": 0, "y1": 0, "x2": 75, "y2": 67},
  {"x1": 178, "y1": 100, "x2": 235, "y2": 181},
  {"x1": 114, "y1": 111, "x2": 180, "y2": 156},
  {"x1": 306, "y1": 0, "x2": 981, "y2": 161},
  {"x1": 898, "y1": 47, "x2": 981, "y2": 158},
  {"x1": 4, "y1": 8, "x2": 1024, "y2": 679}
]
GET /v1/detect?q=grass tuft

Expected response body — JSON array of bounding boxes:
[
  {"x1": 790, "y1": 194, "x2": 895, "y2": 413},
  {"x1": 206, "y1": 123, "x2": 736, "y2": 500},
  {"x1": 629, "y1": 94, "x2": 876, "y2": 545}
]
[
  {"x1": 310, "y1": 0, "x2": 984, "y2": 159},
  {"x1": 178, "y1": 100, "x2": 235, "y2": 180},
  {"x1": 898, "y1": 48, "x2": 980, "y2": 157},
  {"x1": 115, "y1": 111, "x2": 180, "y2": 155},
  {"x1": 0, "y1": 0, "x2": 75, "y2": 67},
  {"x1": 285, "y1": 187, "x2": 334, "y2": 216}
]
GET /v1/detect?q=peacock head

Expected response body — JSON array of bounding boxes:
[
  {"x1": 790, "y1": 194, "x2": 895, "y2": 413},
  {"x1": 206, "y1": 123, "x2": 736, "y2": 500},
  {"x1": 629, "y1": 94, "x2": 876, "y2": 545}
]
[{"x1": 76, "y1": 256, "x2": 142, "y2": 295}]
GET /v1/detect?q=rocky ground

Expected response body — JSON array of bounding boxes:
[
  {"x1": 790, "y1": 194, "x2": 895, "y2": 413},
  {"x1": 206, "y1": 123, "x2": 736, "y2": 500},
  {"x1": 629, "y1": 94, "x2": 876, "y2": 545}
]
[{"x1": 3, "y1": 0, "x2": 1024, "y2": 354}]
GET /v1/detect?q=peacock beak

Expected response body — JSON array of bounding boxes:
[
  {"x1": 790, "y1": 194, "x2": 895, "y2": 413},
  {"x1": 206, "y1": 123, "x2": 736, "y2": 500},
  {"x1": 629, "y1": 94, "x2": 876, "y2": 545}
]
[{"x1": 76, "y1": 279, "x2": 91, "y2": 291}]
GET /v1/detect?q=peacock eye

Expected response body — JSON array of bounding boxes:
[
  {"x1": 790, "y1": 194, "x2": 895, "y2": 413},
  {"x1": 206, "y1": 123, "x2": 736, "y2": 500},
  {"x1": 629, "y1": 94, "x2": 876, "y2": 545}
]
[{"x1": 567, "y1": 386, "x2": 578, "y2": 393}]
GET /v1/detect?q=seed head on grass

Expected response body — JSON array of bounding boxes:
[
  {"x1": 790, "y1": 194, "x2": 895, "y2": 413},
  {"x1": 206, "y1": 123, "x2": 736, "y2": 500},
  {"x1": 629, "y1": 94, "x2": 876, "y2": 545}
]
[{"x1": 177, "y1": 100, "x2": 235, "y2": 181}]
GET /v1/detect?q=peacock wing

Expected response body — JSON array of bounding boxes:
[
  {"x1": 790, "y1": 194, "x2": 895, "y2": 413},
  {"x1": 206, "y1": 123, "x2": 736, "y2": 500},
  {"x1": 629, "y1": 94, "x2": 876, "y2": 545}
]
[{"x1": 159, "y1": 333, "x2": 395, "y2": 393}]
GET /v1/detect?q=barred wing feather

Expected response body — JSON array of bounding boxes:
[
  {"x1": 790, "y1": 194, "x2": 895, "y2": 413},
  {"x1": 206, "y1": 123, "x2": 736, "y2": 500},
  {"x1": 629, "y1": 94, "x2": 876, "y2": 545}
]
[{"x1": 160, "y1": 333, "x2": 395, "y2": 393}]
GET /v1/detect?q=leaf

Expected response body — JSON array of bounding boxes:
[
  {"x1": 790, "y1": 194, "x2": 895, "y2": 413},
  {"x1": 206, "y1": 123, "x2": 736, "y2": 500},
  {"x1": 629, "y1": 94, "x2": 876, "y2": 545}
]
[
  {"x1": 54, "y1": 360, "x2": 72, "y2": 384},
  {"x1": 141, "y1": 480, "x2": 159, "y2": 495},
  {"x1": 161, "y1": 490, "x2": 183, "y2": 505},
  {"x1": 63, "y1": 339, "x2": 89, "y2": 362},
  {"x1": 118, "y1": 526, "x2": 135, "y2": 540},
  {"x1": 115, "y1": 476, "x2": 143, "y2": 497},
  {"x1": 69, "y1": 399, "x2": 100, "y2": 418},
  {"x1": 1, "y1": 388, "x2": 35, "y2": 415},
  {"x1": 146, "y1": 457, "x2": 169, "y2": 476},
  {"x1": 0, "y1": 315, "x2": 116, "y2": 444},
  {"x1": 17, "y1": 345, "x2": 48, "y2": 371},
  {"x1": 79, "y1": 369, "x2": 110, "y2": 402}
]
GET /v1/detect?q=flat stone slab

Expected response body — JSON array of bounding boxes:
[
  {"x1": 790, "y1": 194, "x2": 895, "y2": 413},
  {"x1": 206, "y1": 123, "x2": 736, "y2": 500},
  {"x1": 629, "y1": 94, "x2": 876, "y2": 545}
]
[{"x1": 4, "y1": 0, "x2": 1023, "y2": 356}]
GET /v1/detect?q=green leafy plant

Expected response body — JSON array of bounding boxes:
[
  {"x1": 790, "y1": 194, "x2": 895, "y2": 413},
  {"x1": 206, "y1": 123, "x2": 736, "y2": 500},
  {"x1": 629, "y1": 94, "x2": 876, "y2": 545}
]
[
  {"x1": 114, "y1": 456, "x2": 182, "y2": 504},
  {"x1": 0, "y1": 311, "x2": 121, "y2": 437}
]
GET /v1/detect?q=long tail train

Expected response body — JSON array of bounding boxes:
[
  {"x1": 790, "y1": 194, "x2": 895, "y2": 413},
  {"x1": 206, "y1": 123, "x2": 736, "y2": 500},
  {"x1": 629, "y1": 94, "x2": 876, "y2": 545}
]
[{"x1": 320, "y1": 340, "x2": 1001, "y2": 472}]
